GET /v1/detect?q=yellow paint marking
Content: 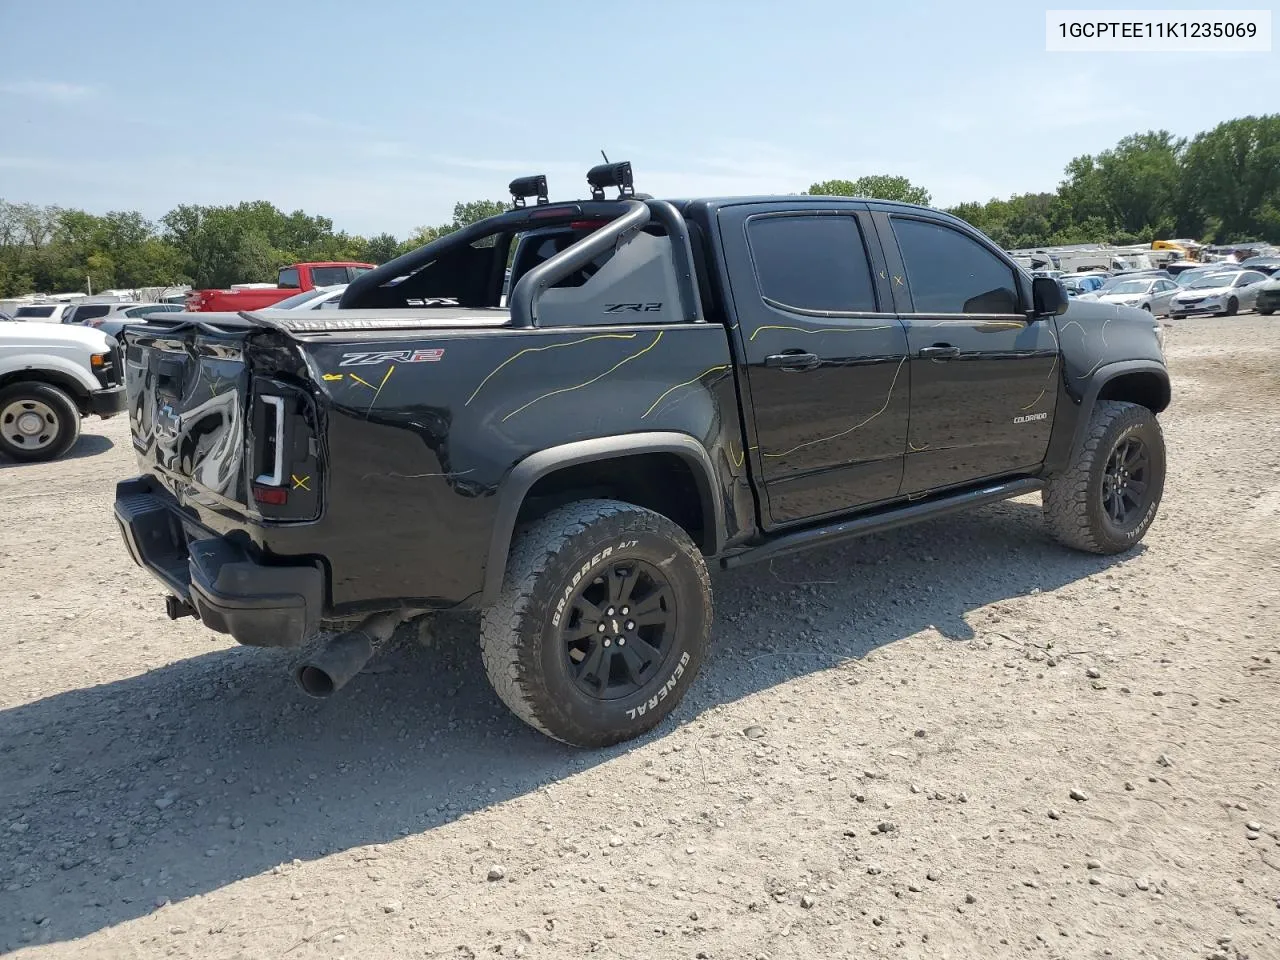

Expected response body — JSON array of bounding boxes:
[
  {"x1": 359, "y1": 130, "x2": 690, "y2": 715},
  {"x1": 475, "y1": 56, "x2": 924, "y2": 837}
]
[
  {"x1": 731, "y1": 443, "x2": 744, "y2": 468},
  {"x1": 908, "y1": 439, "x2": 930, "y2": 452},
  {"x1": 1021, "y1": 354, "x2": 1060, "y2": 410},
  {"x1": 502, "y1": 332, "x2": 665, "y2": 423},
  {"x1": 349, "y1": 373, "x2": 378, "y2": 390},
  {"x1": 893, "y1": 275, "x2": 905, "y2": 286},
  {"x1": 322, "y1": 373, "x2": 344, "y2": 382},
  {"x1": 367, "y1": 365, "x2": 395, "y2": 412},
  {"x1": 763, "y1": 355, "x2": 907, "y2": 459},
  {"x1": 291, "y1": 474, "x2": 311, "y2": 491},
  {"x1": 465, "y1": 333, "x2": 638, "y2": 406},
  {"x1": 641, "y1": 365, "x2": 730, "y2": 418},
  {"x1": 748, "y1": 324, "x2": 893, "y2": 341}
]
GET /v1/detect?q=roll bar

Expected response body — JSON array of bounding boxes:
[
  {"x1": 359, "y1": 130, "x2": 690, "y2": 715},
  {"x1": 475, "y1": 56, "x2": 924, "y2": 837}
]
[
  {"x1": 508, "y1": 198, "x2": 704, "y2": 327},
  {"x1": 342, "y1": 198, "x2": 705, "y2": 327}
]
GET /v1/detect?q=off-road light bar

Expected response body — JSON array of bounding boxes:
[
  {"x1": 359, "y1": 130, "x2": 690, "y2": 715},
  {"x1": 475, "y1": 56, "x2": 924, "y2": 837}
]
[
  {"x1": 509, "y1": 174, "x2": 549, "y2": 207},
  {"x1": 586, "y1": 161, "x2": 634, "y2": 200}
]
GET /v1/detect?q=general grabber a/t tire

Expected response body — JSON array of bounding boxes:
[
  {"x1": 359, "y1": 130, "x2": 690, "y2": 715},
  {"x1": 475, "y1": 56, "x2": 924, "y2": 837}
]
[
  {"x1": 480, "y1": 499, "x2": 712, "y2": 748},
  {"x1": 1042, "y1": 400, "x2": 1166, "y2": 555}
]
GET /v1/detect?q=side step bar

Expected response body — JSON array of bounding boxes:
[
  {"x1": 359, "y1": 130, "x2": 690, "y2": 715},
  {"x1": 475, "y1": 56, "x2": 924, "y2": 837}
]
[{"x1": 720, "y1": 477, "x2": 1044, "y2": 569}]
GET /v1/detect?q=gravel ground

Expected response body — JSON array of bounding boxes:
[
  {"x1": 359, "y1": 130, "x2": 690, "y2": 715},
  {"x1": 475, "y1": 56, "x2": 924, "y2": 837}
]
[{"x1": 1, "y1": 316, "x2": 1278, "y2": 959}]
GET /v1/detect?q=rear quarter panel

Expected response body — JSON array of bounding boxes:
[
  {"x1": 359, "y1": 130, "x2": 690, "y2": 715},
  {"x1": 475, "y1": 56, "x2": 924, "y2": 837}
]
[{"x1": 290, "y1": 323, "x2": 746, "y2": 611}]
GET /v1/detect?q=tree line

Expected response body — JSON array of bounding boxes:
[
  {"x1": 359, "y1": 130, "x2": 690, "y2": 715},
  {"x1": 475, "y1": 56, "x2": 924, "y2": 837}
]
[
  {"x1": 2, "y1": 115, "x2": 1275, "y2": 299},
  {"x1": 814, "y1": 115, "x2": 1279, "y2": 250}
]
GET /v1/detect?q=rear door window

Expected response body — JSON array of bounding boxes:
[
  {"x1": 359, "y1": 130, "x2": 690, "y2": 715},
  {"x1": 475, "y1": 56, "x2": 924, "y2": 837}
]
[
  {"x1": 891, "y1": 217, "x2": 1020, "y2": 314},
  {"x1": 745, "y1": 214, "x2": 878, "y2": 313}
]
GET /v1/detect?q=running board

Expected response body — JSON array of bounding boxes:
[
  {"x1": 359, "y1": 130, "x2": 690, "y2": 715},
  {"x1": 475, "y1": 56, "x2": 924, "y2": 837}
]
[{"x1": 720, "y1": 477, "x2": 1044, "y2": 569}]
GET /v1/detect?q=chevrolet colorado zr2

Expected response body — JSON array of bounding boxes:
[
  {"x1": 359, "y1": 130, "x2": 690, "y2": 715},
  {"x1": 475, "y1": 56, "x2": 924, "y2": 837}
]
[{"x1": 114, "y1": 162, "x2": 1170, "y2": 747}]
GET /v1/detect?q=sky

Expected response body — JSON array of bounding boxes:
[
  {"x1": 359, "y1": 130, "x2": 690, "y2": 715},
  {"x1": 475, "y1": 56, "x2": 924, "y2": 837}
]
[{"x1": 1, "y1": 0, "x2": 1277, "y2": 238}]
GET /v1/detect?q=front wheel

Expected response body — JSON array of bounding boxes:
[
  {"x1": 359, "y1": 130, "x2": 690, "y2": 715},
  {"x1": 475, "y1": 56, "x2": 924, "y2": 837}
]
[
  {"x1": 480, "y1": 499, "x2": 712, "y2": 747},
  {"x1": 1042, "y1": 400, "x2": 1166, "y2": 555},
  {"x1": 1225, "y1": 297, "x2": 1239, "y2": 317},
  {"x1": 1260, "y1": 308, "x2": 1275, "y2": 316},
  {"x1": 0, "y1": 382, "x2": 81, "y2": 463}
]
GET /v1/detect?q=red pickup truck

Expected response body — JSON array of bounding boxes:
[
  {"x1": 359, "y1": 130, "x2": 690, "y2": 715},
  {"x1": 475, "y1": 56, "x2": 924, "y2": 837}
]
[{"x1": 185, "y1": 262, "x2": 374, "y2": 312}]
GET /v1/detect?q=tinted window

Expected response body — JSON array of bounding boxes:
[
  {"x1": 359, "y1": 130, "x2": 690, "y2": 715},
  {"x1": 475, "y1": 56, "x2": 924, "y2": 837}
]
[
  {"x1": 892, "y1": 217, "x2": 1019, "y2": 314},
  {"x1": 15, "y1": 306, "x2": 56, "y2": 318},
  {"x1": 278, "y1": 268, "x2": 300, "y2": 288},
  {"x1": 1237, "y1": 271, "x2": 1266, "y2": 285},
  {"x1": 310, "y1": 267, "x2": 350, "y2": 286},
  {"x1": 746, "y1": 215, "x2": 877, "y2": 313},
  {"x1": 72, "y1": 305, "x2": 112, "y2": 322}
]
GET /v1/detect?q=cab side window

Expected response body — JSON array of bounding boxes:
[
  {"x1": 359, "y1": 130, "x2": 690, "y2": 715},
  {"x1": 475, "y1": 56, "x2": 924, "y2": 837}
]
[
  {"x1": 746, "y1": 214, "x2": 878, "y2": 313},
  {"x1": 891, "y1": 217, "x2": 1020, "y2": 315}
]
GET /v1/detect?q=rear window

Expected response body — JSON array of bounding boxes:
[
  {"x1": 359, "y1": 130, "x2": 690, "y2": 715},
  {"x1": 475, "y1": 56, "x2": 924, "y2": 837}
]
[
  {"x1": 746, "y1": 215, "x2": 878, "y2": 313},
  {"x1": 310, "y1": 267, "x2": 351, "y2": 287},
  {"x1": 72, "y1": 305, "x2": 112, "y2": 322},
  {"x1": 278, "y1": 268, "x2": 300, "y2": 288},
  {"x1": 15, "y1": 306, "x2": 56, "y2": 318}
]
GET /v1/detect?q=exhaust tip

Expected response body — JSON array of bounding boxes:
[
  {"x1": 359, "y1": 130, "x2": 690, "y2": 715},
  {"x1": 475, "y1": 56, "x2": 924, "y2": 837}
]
[{"x1": 295, "y1": 664, "x2": 336, "y2": 698}]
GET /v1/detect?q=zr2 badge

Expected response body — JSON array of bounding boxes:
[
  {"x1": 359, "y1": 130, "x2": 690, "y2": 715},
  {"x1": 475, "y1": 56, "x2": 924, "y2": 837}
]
[{"x1": 339, "y1": 348, "x2": 445, "y2": 367}]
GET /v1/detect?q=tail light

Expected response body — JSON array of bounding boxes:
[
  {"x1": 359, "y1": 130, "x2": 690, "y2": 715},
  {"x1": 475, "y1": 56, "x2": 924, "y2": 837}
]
[{"x1": 253, "y1": 395, "x2": 285, "y2": 486}]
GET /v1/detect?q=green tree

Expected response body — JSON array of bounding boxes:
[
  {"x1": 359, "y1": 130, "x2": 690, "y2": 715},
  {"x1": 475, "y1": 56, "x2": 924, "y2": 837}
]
[
  {"x1": 365, "y1": 232, "x2": 400, "y2": 264},
  {"x1": 808, "y1": 176, "x2": 932, "y2": 206},
  {"x1": 1180, "y1": 115, "x2": 1280, "y2": 241}
]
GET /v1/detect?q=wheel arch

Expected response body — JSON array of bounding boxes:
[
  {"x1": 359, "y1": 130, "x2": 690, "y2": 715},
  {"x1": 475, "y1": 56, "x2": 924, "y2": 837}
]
[
  {"x1": 481, "y1": 433, "x2": 725, "y2": 605},
  {"x1": 1074, "y1": 360, "x2": 1170, "y2": 449},
  {"x1": 0, "y1": 368, "x2": 93, "y2": 414}
]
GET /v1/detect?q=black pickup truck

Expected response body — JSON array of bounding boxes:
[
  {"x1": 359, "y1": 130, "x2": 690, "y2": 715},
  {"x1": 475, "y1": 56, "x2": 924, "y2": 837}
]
[{"x1": 114, "y1": 163, "x2": 1170, "y2": 747}]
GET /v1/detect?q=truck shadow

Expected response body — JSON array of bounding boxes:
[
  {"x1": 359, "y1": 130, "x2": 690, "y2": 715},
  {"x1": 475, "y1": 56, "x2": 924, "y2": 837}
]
[
  {"x1": 0, "y1": 433, "x2": 114, "y2": 469},
  {"x1": 0, "y1": 498, "x2": 1134, "y2": 950}
]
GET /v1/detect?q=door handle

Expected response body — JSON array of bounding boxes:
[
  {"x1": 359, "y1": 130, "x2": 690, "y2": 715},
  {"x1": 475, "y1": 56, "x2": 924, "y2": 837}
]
[
  {"x1": 764, "y1": 352, "x2": 821, "y2": 371},
  {"x1": 918, "y1": 344, "x2": 960, "y2": 360}
]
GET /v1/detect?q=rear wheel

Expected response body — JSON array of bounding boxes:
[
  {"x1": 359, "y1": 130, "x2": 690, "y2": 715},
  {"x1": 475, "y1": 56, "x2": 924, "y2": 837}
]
[
  {"x1": 1042, "y1": 400, "x2": 1165, "y2": 555},
  {"x1": 480, "y1": 499, "x2": 712, "y2": 747},
  {"x1": 0, "y1": 383, "x2": 81, "y2": 463}
]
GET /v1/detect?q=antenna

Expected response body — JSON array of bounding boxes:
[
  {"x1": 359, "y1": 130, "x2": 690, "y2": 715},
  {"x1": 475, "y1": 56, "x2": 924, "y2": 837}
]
[{"x1": 601, "y1": 150, "x2": 610, "y2": 163}]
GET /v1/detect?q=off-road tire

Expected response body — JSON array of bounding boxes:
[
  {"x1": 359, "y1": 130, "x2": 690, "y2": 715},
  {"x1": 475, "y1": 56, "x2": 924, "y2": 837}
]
[
  {"x1": 0, "y1": 382, "x2": 81, "y2": 463},
  {"x1": 480, "y1": 499, "x2": 712, "y2": 747},
  {"x1": 1042, "y1": 400, "x2": 1165, "y2": 555}
]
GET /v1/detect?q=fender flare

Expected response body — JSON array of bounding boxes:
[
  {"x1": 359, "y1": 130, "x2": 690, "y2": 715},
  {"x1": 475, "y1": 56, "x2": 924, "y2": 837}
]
[
  {"x1": 1070, "y1": 359, "x2": 1171, "y2": 451},
  {"x1": 480, "y1": 432, "x2": 726, "y2": 605}
]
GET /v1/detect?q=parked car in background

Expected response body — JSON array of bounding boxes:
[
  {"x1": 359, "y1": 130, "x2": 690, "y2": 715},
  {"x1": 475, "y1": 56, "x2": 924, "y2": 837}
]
[
  {"x1": 1089, "y1": 276, "x2": 1180, "y2": 315},
  {"x1": 1239, "y1": 256, "x2": 1280, "y2": 275},
  {"x1": 273, "y1": 285, "x2": 347, "y2": 310},
  {"x1": 1168, "y1": 270, "x2": 1270, "y2": 317},
  {"x1": 87, "y1": 303, "x2": 187, "y2": 338},
  {"x1": 0, "y1": 321, "x2": 125, "y2": 461},
  {"x1": 1255, "y1": 276, "x2": 1280, "y2": 315},
  {"x1": 185, "y1": 262, "x2": 373, "y2": 312},
  {"x1": 12, "y1": 303, "x2": 73, "y2": 323},
  {"x1": 63, "y1": 300, "x2": 131, "y2": 326},
  {"x1": 1061, "y1": 274, "x2": 1107, "y2": 297}
]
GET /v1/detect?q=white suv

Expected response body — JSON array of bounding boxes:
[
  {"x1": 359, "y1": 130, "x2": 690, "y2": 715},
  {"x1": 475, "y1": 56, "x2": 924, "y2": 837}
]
[{"x1": 0, "y1": 322, "x2": 126, "y2": 461}]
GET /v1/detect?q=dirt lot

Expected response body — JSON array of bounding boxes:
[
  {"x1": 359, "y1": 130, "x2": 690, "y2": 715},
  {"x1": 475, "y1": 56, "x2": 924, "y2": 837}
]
[{"x1": 2, "y1": 316, "x2": 1278, "y2": 960}]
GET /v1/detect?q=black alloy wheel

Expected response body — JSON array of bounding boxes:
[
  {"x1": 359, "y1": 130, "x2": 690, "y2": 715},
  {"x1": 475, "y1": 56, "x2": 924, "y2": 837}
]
[
  {"x1": 561, "y1": 559, "x2": 675, "y2": 701},
  {"x1": 1101, "y1": 435, "x2": 1151, "y2": 529}
]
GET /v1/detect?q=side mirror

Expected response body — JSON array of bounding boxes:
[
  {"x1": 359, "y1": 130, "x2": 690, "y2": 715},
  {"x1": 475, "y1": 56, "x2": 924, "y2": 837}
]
[{"x1": 1032, "y1": 276, "x2": 1069, "y2": 316}]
